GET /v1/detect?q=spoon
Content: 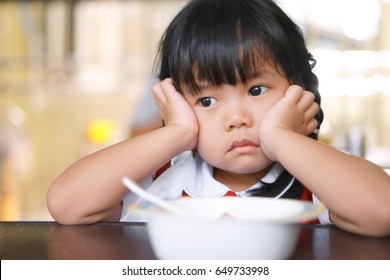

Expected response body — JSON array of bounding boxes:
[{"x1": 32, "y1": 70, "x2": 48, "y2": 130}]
[{"x1": 122, "y1": 177, "x2": 191, "y2": 218}]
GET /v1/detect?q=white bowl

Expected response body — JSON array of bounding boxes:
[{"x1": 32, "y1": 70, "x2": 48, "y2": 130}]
[{"x1": 132, "y1": 197, "x2": 323, "y2": 260}]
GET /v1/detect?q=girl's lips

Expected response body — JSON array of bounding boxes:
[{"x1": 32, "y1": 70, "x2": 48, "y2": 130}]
[{"x1": 229, "y1": 139, "x2": 259, "y2": 152}]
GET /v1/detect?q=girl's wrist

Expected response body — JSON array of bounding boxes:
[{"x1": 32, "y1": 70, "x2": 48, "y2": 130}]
[
  {"x1": 164, "y1": 124, "x2": 198, "y2": 153},
  {"x1": 260, "y1": 127, "x2": 291, "y2": 162}
]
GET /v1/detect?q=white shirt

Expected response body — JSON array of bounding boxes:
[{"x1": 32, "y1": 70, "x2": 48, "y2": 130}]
[{"x1": 121, "y1": 151, "x2": 330, "y2": 224}]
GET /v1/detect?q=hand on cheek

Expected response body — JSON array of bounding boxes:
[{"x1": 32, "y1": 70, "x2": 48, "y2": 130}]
[
  {"x1": 259, "y1": 85, "x2": 319, "y2": 160},
  {"x1": 152, "y1": 78, "x2": 199, "y2": 150}
]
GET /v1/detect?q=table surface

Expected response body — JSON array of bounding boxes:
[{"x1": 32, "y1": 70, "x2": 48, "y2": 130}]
[{"x1": 1, "y1": 222, "x2": 390, "y2": 260}]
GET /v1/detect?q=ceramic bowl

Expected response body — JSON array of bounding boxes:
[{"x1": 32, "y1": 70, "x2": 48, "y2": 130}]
[{"x1": 131, "y1": 197, "x2": 323, "y2": 260}]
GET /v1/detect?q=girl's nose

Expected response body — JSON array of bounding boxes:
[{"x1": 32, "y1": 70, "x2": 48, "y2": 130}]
[{"x1": 224, "y1": 105, "x2": 253, "y2": 131}]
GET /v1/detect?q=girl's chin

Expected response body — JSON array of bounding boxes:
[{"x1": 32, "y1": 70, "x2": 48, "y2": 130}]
[
  {"x1": 200, "y1": 152, "x2": 274, "y2": 173},
  {"x1": 216, "y1": 162, "x2": 274, "y2": 175}
]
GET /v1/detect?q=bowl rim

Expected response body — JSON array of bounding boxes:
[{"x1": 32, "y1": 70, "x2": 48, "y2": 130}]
[{"x1": 129, "y1": 196, "x2": 325, "y2": 224}]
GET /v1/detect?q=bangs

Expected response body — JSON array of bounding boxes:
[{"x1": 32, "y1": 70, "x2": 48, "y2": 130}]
[
  {"x1": 186, "y1": 23, "x2": 275, "y2": 95},
  {"x1": 158, "y1": 1, "x2": 278, "y2": 96},
  {"x1": 188, "y1": 28, "x2": 277, "y2": 95}
]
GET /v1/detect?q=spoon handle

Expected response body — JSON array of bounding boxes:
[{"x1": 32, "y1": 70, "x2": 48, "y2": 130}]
[{"x1": 122, "y1": 177, "x2": 190, "y2": 218}]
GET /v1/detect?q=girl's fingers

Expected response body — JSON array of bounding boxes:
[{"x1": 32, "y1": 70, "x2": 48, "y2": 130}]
[
  {"x1": 285, "y1": 86, "x2": 316, "y2": 111},
  {"x1": 155, "y1": 79, "x2": 182, "y2": 104},
  {"x1": 152, "y1": 83, "x2": 166, "y2": 106},
  {"x1": 284, "y1": 85, "x2": 304, "y2": 103},
  {"x1": 306, "y1": 118, "x2": 319, "y2": 135},
  {"x1": 304, "y1": 102, "x2": 319, "y2": 122},
  {"x1": 284, "y1": 86, "x2": 319, "y2": 136},
  {"x1": 297, "y1": 90, "x2": 315, "y2": 111},
  {"x1": 152, "y1": 78, "x2": 178, "y2": 109}
]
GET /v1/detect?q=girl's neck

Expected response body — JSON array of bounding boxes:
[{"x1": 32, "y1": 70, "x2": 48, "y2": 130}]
[{"x1": 213, "y1": 165, "x2": 273, "y2": 192}]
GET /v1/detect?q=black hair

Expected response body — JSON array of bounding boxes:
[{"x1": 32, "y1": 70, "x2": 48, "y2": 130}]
[{"x1": 155, "y1": 0, "x2": 324, "y2": 198}]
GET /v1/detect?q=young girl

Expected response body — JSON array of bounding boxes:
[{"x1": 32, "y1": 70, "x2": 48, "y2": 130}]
[{"x1": 47, "y1": 0, "x2": 390, "y2": 236}]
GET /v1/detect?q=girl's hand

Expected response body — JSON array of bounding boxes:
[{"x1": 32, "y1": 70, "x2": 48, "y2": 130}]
[
  {"x1": 152, "y1": 78, "x2": 199, "y2": 150},
  {"x1": 259, "y1": 85, "x2": 319, "y2": 161}
]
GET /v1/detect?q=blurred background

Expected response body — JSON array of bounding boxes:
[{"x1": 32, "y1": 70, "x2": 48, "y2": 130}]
[{"x1": 0, "y1": 0, "x2": 389, "y2": 221}]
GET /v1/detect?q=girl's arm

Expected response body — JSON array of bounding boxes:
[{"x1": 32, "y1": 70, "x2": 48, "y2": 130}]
[
  {"x1": 260, "y1": 86, "x2": 390, "y2": 237},
  {"x1": 47, "y1": 79, "x2": 198, "y2": 225}
]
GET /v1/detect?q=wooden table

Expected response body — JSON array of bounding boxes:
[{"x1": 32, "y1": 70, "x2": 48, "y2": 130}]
[{"x1": 1, "y1": 222, "x2": 390, "y2": 259}]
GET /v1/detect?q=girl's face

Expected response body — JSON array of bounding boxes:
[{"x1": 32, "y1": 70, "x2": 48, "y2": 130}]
[{"x1": 183, "y1": 63, "x2": 290, "y2": 182}]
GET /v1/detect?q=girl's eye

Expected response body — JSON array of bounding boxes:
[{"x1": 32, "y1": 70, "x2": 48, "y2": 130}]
[
  {"x1": 199, "y1": 97, "x2": 218, "y2": 107},
  {"x1": 249, "y1": 85, "x2": 269, "y2": 96}
]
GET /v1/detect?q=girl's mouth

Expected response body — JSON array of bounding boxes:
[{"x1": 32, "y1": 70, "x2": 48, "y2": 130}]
[{"x1": 229, "y1": 139, "x2": 259, "y2": 153}]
